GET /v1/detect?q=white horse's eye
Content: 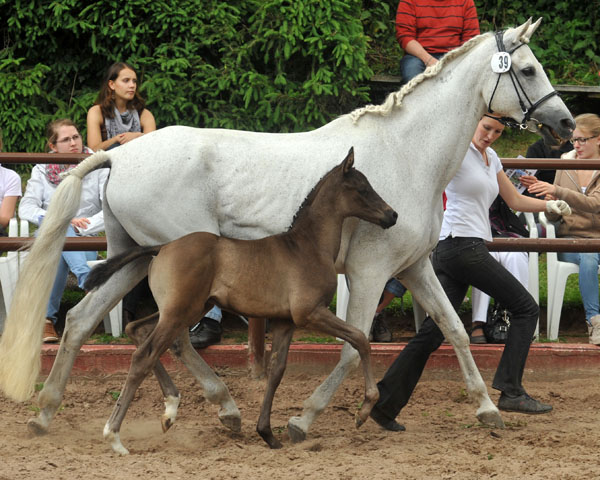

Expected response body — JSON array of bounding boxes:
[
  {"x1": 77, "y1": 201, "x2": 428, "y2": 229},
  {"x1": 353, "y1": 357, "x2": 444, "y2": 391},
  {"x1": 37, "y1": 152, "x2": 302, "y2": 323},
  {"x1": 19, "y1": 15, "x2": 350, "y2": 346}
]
[{"x1": 521, "y1": 66, "x2": 536, "y2": 77}]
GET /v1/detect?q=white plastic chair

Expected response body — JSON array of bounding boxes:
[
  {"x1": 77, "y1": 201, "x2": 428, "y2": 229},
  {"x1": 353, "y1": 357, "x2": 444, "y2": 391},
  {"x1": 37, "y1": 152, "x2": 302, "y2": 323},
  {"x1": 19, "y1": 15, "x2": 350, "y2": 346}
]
[
  {"x1": 539, "y1": 212, "x2": 599, "y2": 340},
  {"x1": 0, "y1": 218, "x2": 21, "y2": 331},
  {"x1": 87, "y1": 259, "x2": 123, "y2": 337}
]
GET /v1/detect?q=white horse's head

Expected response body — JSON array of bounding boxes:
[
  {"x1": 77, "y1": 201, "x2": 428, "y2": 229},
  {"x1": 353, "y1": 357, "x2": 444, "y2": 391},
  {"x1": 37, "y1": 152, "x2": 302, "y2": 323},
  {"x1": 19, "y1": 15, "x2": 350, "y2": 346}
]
[{"x1": 482, "y1": 18, "x2": 574, "y2": 144}]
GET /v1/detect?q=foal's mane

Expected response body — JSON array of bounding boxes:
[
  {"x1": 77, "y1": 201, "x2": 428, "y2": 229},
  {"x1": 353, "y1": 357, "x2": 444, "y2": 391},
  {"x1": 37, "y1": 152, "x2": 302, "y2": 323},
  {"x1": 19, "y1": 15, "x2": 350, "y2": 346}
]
[
  {"x1": 349, "y1": 32, "x2": 493, "y2": 124},
  {"x1": 288, "y1": 163, "x2": 341, "y2": 230}
]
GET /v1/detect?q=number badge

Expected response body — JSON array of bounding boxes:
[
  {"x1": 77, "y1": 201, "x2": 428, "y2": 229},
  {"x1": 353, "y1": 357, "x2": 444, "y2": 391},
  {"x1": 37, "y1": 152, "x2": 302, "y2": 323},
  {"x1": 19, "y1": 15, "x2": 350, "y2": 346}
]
[{"x1": 491, "y1": 52, "x2": 511, "y2": 73}]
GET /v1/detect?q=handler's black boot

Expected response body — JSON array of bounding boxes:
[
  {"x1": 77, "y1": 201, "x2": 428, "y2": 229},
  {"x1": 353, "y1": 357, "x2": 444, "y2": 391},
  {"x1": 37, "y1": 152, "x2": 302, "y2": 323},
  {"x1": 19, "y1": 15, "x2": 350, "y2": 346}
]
[
  {"x1": 498, "y1": 392, "x2": 552, "y2": 414},
  {"x1": 190, "y1": 318, "x2": 222, "y2": 348}
]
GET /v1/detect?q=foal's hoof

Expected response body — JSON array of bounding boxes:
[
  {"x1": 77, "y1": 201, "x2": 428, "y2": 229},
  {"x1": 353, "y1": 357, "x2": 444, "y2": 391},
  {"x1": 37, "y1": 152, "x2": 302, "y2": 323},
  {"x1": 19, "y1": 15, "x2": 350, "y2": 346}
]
[
  {"x1": 27, "y1": 418, "x2": 48, "y2": 436},
  {"x1": 287, "y1": 418, "x2": 307, "y2": 444},
  {"x1": 477, "y1": 407, "x2": 505, "y2": 429},
  {"x1": 161, "y1": 416, "x2": 174, "y2": 433},
  {"x1": 219, "y1": 413, "x2": 242, "y2": 433}
]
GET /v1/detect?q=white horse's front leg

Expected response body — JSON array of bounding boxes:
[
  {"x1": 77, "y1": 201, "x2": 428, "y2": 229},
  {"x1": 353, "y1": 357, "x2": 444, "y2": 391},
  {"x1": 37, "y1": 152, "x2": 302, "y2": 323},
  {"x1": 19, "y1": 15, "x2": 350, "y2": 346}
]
[
  {"x1": 288, "y1": 274, "x2": 385, "y2": 443},
  {"x1": 403, "y1": 258, "x2": 504, "y2": 428},
  {"x1": 28, "y1": 263, "x2": 147, "y2": 435},
  {"x1": 173, "y1": 332, "x2": 242, "y2": 432}
]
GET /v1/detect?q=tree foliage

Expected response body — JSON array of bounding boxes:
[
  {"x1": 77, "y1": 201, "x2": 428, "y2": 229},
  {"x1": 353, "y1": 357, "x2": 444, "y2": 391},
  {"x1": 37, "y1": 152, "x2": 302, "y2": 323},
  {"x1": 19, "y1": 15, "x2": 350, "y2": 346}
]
[{"x1": 0, "y1": 0, "x2": 597, "y2": 155}]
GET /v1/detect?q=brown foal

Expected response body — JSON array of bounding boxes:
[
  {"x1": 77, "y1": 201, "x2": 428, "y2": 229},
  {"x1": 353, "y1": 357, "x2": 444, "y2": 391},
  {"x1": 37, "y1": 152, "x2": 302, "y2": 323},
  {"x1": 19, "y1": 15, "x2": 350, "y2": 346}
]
[{"x1": 85, "y1": 147, "x2": 397, "y2": 451}]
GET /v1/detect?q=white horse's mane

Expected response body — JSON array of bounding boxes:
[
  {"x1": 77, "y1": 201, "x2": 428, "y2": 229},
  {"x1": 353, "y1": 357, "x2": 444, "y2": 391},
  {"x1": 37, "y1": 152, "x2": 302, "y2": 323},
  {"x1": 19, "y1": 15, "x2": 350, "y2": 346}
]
[{"x1": 349, "y1": 32, "x2": 494, "y2": 123}]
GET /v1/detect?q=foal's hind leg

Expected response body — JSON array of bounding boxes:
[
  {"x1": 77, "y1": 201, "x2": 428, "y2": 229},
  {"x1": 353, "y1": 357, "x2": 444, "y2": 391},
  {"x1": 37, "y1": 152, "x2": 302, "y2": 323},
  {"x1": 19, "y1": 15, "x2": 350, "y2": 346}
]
[
  {"x1": 401, "y1": 257, "x2": 504, "y2": 428},
  {"x1": 125, "y1": 312, "x2": 181, "y2": 433},
  {"x1": 104, "y1": 312, "x2": 187, "y2": 455},
  {"x1": 303, "y1": 306, "x2": 378, "y2": 428},
  {"x1": 256, "y1": 318, "x2": 295, "y2": 449}
]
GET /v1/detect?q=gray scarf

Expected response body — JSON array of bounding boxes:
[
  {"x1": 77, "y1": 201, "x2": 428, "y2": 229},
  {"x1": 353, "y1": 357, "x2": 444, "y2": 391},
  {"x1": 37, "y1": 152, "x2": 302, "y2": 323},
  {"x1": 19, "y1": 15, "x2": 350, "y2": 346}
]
[{"x1": 104, "y1": 107, "x2": 141, "y2": 140}]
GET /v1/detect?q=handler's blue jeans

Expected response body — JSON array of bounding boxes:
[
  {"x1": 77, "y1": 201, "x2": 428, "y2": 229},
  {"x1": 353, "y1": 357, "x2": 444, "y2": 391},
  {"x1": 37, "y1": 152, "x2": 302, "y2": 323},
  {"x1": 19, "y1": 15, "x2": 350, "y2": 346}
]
[
  {"x1": 558, "y1": 252, "x2": 600, "y2": 323},
  {"x1": 373, "y1": 236, "x2": 539, "y2": 422},
  {"x1": 46, "y1": 225, "x2": 96, "y2": 324}
]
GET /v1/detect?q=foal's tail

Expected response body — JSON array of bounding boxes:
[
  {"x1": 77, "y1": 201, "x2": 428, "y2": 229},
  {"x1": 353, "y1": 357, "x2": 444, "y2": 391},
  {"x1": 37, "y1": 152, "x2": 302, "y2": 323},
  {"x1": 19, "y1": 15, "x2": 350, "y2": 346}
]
[
  {"x1": 0, "y1": 152, "x2": 111, "y2": 402},
  {"x1": 84, "y1": 245, "x2": 161, "y2": 291}
]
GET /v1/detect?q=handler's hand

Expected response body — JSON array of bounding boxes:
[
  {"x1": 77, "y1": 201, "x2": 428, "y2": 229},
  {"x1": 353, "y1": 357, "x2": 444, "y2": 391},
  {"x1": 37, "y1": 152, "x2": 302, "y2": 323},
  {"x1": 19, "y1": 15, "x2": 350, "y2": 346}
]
[{"x1": 546, "y1": 200, "x2": 571, "y2": 216}]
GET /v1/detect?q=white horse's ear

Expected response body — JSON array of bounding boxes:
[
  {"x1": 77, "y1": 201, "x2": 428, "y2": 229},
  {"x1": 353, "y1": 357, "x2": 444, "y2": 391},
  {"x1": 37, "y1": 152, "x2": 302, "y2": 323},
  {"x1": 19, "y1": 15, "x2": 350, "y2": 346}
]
[
  {"x1": 521, "y1": 17, "x2": 542, "y2": 43},
  {"x1": 342, "y1": 147, "x2": 354, "y2": 174},
  {"x1": 505, "y1": 18, "x2": 532, "y2": 49}
]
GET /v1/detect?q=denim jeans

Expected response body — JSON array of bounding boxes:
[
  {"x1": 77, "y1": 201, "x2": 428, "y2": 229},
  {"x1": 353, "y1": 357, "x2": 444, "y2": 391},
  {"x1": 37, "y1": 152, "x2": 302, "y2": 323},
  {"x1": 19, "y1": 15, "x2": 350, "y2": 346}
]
[
  {"x1": 46, "y1": 225, "x2": 97, "y2": 324},
  {"x1": 558, "y1": 252, "x2": 600, "y2": 323},
  {"x1": 400, "y1": 53, "x2": 445, "y2": 84},
  {"x1": 373, "y1": 237, "x2": 539, "y2": 422}
]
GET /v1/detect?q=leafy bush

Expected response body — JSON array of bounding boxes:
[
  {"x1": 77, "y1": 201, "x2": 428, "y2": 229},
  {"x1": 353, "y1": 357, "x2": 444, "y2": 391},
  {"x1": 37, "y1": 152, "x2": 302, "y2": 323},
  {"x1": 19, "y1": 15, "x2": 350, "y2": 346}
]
[
  {"x1": 1, "y1": 0, "x2": 373, "y2": 153},
  {"x1": 0, "y1": 0, "x2": 597, "y2": 155}
]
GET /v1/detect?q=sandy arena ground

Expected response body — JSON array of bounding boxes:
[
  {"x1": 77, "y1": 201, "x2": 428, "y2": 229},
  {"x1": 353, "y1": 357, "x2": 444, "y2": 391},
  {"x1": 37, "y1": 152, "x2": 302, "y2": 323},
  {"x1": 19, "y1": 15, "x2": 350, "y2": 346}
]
[{"x1": 1, "y1": 364, "x2": 598, "y2": 480}]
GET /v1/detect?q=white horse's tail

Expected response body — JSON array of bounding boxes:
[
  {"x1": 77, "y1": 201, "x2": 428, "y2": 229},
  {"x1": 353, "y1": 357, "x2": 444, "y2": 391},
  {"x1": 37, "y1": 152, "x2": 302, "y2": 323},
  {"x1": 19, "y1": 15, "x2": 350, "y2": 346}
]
[{"x1": 0, "y1": 151, "x2": 111, "y2": 402}]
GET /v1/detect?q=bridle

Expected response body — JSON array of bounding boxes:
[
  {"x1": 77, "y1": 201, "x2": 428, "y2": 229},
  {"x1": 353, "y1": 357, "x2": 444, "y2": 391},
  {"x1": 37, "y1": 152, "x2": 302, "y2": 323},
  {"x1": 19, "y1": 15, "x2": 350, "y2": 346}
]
[{"x1": 487, "y1": 30, "x2": 559, "y2": 129}]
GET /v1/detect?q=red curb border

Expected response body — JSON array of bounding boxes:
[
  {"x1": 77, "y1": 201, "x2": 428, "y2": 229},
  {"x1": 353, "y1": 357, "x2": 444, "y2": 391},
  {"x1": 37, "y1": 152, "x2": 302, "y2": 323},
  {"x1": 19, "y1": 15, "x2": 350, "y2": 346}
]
[{"x1": 40, "y1": 342, "x2": 600, "y2": 375}]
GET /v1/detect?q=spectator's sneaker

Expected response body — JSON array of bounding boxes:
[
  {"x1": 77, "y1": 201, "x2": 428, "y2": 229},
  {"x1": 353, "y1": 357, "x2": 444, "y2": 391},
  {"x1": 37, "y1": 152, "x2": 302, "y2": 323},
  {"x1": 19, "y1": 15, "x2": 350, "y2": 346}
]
[
  {"x1": 43, "y1": 319, "x2": 59, "y2": 343},
  {"x1": 190, "y1": 318, "x2": 222, "y2": 348},
  {"x1": 369, "y1": 407, "x2": 406, "y2": 432},
  {"x1": 370, "y1": 313, "x2": 392, "y2": 342},
  {"x1": 588, "y1": 315, "x2": 600, "y2": 345},
  {"x1": 497, "y1": 392, "x2": 552, "y2": 414}
]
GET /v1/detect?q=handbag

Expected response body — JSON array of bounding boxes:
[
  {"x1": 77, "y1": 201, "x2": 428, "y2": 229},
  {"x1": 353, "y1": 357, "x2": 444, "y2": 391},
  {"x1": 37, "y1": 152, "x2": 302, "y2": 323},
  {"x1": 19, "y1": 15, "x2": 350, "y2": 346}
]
[{"x1": 484, "y1": 302, "x2": 511, "y2": 344}]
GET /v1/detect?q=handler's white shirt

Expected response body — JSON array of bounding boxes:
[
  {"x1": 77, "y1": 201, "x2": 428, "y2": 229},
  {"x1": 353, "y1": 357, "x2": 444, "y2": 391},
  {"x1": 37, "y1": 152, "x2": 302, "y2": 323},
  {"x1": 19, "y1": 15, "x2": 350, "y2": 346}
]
[
  {"x1": 0, "y1": 165, "x2": 22, "y2": 201},
  {"x1": 19, "y1": 164, "x2": 108, "y2": 236},
  {"x1": 439, "y1": 143, "x2": 503, "y2": 242}
]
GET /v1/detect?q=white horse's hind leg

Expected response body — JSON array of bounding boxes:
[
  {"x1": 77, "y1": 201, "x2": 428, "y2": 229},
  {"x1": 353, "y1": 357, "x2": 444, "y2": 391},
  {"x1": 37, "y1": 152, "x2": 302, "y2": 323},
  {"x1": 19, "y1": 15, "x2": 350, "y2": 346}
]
[
  {"x1": 172, "y1": 331, "x2": 241, "y2": 432},
  {"x1": 27, "y1": 262, "x2": 148, "y2": 435},
  {"x1": 402, "y1": 257, "x2": 504, "y2": 428}
]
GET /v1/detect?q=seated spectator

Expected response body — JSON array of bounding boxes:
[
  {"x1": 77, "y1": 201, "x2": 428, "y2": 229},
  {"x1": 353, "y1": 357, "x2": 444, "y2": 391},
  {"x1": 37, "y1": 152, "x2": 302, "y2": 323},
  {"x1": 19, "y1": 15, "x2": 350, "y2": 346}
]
[
  {"x1": 470, "y1": 196, "x2": 530, "y2": 343},
  {"x1": 87, "y1": 61, "x2": 157, "y2": 326},
  {"x1": 395, "y1": 0, "x2": 479, "y2": 84},
  {"x1": 370, "y1": 278, "x2": 407, "y2": 343},
  {"x1": 0, "y1": 129, "x2": 22, "y2": 236},
  {"x1": 525, "y1": 113, "x2": 600, "y2": 345},
  {"x1": 19, "y1": 119, "x2": 108, "y2": 342}
]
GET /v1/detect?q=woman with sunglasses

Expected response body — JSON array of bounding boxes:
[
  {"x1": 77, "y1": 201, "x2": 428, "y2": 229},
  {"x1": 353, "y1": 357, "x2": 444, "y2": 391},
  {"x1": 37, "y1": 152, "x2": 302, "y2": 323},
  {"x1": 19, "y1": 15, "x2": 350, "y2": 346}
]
[
  {"x1": 526, "y1": 113, "x2": 600, "y2": 345},
  {"x1": 19, "y1": 119, "x2": 108, "y2": 342}
]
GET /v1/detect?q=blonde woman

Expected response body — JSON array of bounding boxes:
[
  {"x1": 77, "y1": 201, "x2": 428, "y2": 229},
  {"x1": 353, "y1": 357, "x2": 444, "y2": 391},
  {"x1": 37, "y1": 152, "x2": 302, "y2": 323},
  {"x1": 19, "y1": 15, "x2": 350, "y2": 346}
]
[{"x1": 526, "y1": 113, "x2": 600, "y2": 344}]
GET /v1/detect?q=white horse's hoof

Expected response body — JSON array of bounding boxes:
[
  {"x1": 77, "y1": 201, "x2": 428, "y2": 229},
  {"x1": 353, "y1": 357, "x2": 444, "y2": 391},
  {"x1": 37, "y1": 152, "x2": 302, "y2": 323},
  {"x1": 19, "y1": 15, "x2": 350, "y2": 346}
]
[
  {"x1": 287, "y1": 416, "x2": 308, "y2": 443},
  {"x1": 476, "y1": 406, "x2": 505, "y2": 428},
  {"x1": 218, "y1": 412, "x2": 242, "y2": 433},
  {"x1": 27, "y1": 417, "x2": 48, "y2": 436}
]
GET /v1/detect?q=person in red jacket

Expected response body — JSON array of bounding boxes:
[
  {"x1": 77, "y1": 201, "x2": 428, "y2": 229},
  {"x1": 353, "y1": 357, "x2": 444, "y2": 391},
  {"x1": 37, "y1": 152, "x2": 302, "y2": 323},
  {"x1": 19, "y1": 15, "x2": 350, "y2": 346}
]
[{"x1": 396, "y1": 0, "x2": 480, "y2": 83}]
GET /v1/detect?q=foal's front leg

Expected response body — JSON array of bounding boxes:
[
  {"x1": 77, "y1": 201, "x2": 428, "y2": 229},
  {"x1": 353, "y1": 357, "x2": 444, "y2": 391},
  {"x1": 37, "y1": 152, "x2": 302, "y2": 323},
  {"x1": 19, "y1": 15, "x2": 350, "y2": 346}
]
[
  {"x1": 305, "y1": 306, "x2": 378, "y2": 427},
  {"x1": 256, "y1": 318, "x2": 295, "y2": 449}
]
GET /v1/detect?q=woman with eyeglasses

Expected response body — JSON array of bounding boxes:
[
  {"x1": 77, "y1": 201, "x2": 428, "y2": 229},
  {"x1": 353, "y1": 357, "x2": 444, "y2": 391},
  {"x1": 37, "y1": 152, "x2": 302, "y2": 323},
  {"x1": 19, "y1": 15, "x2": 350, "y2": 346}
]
[
  {"x1": 526, "y1": 113, "x2": 600, "y2": 345},
  {"x1": 19, "y1": 119, "x2": 108, "y2": 342},
  {"x1": 86, "y1": 62, "x2": 156, "y2": 151}
]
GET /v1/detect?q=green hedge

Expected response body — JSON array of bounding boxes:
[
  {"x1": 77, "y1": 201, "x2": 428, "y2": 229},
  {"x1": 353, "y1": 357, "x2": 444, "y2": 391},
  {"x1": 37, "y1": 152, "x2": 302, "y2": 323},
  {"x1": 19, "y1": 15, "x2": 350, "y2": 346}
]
[{"x1": 1, "y1": 0, "x2": 597, "y2": 157}]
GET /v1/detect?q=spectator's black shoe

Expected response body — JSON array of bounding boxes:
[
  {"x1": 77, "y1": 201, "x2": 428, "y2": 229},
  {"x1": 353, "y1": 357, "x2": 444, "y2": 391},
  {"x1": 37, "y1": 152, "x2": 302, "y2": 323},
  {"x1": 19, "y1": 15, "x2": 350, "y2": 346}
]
[
  {"x1": 498, "y1": 392, "x2": 552, "y2": 414},
  {"x1": 190, "y1": 318, "x2": 222, "y2": 348},
  {"x1": 370, "y1": 313, "x2": 392, "y2": 342},
  {"x1": 370, "y1": 407, "x2": 406, "y2": 432}
]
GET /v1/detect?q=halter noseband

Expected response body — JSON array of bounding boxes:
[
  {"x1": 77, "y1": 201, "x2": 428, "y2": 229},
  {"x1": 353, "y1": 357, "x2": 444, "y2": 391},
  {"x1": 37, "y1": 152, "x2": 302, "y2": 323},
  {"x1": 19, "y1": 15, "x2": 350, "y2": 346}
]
[{"x1": 487, "y1": 30, "x2": 559, "y2": 129}]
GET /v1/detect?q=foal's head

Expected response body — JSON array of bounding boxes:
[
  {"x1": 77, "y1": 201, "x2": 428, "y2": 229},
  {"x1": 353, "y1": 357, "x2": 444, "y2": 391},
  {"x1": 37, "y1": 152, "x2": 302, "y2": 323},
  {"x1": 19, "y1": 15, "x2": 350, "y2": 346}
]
[{"x1": 331, "y1": 148, "x2": 397, "y2": 229}]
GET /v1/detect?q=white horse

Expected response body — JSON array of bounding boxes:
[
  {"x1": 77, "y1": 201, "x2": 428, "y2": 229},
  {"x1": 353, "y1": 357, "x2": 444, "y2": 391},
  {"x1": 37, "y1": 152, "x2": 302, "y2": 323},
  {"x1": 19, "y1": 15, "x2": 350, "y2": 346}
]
[{"x1": 0, "y1": 19, "x2": 573, "y2": 444}]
